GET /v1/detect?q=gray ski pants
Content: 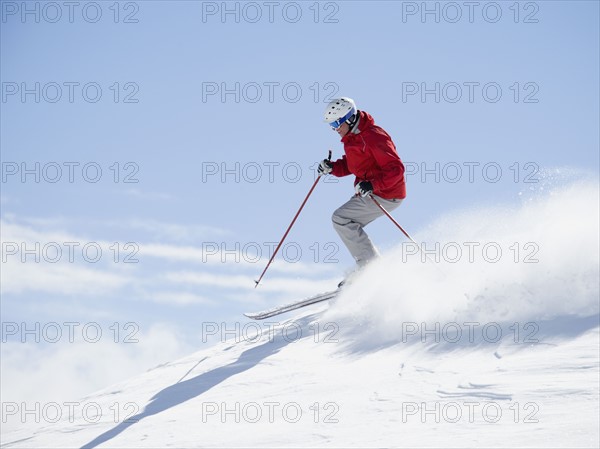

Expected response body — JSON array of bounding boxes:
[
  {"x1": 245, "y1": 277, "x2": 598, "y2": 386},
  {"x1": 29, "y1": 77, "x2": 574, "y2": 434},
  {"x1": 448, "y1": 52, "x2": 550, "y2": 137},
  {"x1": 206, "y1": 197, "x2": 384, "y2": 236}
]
[{"x1": 332, "y1": 194, "x2": 402, "y2": 267}]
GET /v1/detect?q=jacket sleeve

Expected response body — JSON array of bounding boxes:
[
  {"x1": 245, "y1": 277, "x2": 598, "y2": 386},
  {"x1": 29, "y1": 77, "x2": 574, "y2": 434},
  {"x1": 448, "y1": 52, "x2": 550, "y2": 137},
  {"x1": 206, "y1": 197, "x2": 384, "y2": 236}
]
[
  {"x1": 331, "y1": 155, "x2": 352, "y2": 177},
  {"x1": 367, "y1": 133, "x2": 405, "y2": 192}
]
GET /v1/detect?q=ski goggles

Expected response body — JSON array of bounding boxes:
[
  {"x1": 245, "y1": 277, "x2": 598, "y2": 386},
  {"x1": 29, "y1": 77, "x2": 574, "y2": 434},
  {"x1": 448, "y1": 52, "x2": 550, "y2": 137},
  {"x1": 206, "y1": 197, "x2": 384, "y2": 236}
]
[{"x1": 328, "y1": 108, "x2": 356, "y2": 130}]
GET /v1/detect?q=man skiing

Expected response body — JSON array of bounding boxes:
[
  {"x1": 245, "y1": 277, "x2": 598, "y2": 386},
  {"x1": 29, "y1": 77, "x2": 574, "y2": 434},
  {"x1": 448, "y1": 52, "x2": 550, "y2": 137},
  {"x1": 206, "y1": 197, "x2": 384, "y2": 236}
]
[{"x1": 318, "y1": 97, "x2": 406, "y2": 283}]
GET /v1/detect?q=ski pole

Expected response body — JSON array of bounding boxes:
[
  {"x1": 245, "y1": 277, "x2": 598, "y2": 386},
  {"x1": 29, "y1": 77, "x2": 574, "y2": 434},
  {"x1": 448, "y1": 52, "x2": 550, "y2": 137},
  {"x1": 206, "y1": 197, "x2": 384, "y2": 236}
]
[
  {"x1": 369, "y1": 194, "x2": 417, "y2": 244},
  {"x1": 255, "y1": 150, "x2": 332, "y2": 287},
  {"x1": 369, "y1": 194, "x2": 436, "y2": 264}
]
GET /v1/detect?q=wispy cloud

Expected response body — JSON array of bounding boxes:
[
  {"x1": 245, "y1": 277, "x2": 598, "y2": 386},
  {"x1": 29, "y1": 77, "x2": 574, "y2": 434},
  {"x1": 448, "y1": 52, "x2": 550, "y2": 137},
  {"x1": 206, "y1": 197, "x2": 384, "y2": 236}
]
[
  {"x1": 1, "y1": 217, "x2": 337, "y2": 306},
  {"x1": 2, "y1": 214, "x2": 230, "y2": 243},
  {"x1": 1, "y1": 262, "x2": 133, "y2": 296},
  {"x1": 163, "y1": 270, "x2": 335, "y2": 298},
  {"x1": 123, "y1": 188, "x2": 174, "y2": 201},
  {"x1": 110, "y1": 218, "x2": 231, "y2": 242},
  {"x1": 141, "y1": 290, "x2": 215, "y2": 306}
]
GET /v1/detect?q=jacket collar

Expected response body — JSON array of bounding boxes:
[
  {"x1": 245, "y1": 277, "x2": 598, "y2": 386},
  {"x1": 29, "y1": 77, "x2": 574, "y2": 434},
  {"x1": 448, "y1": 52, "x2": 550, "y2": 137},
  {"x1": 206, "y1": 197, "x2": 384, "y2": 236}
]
[{"x1": 341, "y1": 110, "x2": 374, "y2": 142}]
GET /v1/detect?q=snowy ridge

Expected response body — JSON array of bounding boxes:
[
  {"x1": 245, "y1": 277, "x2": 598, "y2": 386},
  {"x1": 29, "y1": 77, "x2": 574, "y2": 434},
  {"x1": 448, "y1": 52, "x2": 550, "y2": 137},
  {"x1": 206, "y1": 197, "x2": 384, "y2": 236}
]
[{"x1": 2, "y1": 180, "x2": 599, "y2": 448}]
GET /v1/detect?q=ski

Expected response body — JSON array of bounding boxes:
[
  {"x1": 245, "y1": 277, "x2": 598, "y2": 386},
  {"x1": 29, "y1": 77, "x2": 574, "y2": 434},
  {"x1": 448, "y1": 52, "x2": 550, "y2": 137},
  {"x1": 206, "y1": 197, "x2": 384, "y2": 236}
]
[{"x1": 244, "y1": 289, "x2": 340, "y2": 320}]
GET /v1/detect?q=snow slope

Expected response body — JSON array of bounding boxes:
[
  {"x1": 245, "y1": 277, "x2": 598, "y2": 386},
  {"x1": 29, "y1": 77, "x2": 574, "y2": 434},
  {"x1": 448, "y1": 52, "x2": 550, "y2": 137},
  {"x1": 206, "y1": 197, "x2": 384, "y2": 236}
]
[{"x1": 2, "y1": 180, "x2": 599, "y2": 448}]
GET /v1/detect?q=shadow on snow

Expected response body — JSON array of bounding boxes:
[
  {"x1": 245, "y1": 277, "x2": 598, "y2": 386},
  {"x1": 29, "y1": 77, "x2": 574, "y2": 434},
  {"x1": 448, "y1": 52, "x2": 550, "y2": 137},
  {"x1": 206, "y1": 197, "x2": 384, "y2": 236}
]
[{"x1": 80, "y1": 315, "x2": 313, "y2": 449}]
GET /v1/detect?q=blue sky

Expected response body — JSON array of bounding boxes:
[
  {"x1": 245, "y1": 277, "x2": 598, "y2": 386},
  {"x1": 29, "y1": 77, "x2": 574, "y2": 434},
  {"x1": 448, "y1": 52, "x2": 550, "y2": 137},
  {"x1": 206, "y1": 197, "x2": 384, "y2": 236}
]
[{"x1": 1, "y1": 0, "x2": 599, "y2": 405}]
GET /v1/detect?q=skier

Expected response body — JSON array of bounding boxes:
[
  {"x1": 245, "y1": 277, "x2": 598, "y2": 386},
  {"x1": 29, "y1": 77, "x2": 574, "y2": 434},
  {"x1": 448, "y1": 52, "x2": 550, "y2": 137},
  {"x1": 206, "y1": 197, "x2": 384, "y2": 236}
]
[{"x1": 318, "y1": 97, "x2": 406, "y2": 284}]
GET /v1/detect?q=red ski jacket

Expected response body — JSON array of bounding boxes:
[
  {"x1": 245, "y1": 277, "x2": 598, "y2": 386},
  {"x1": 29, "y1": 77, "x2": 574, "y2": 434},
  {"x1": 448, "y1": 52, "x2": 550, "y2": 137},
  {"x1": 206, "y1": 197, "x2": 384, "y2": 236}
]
[{"x1": 331, "y1": 111, "x2": 406, "y2": 200}]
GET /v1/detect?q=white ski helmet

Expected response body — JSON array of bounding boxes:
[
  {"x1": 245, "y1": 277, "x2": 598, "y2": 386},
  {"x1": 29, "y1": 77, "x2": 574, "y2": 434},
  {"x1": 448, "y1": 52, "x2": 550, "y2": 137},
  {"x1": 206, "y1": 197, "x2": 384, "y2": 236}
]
[{"x1": 324, "y1": 97, "x2": 357, "y2": 129}]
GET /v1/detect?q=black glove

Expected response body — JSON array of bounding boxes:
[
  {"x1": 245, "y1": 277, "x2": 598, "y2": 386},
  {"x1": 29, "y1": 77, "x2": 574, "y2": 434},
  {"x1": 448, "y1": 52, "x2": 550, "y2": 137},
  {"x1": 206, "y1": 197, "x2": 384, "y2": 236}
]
[
  {"x1": 317, "y1": 159, "x2": 333, "y2": 175},
  {"x1": 355, "y1": 181, "x2": 373, "y2": 197}
]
